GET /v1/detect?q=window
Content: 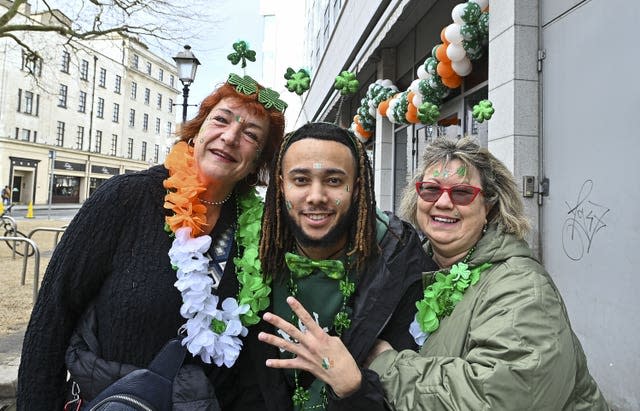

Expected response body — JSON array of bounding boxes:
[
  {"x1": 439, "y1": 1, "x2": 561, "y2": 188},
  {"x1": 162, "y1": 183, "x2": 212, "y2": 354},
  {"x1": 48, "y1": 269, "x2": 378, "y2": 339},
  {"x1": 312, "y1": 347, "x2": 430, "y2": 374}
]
[
  {"x1": 25, "y1": 91, "x2": 34, "y2": 114},
  {"x1": 99, "y1": 68, "x2": 106, "y2": 87},
  {"x1": 112, "y1": 103, "x2": 120, "y2": 123},
  {"x1": 56, "y1": 121, "x2": 65, "y2": 146},
  {"x1": 144, "y1": 88, "x2": 150, "y2": 104},
  {"x1": 114, "y1": 75, "x2": 122, "y2": 94},
  {"x1": 97, "y1": 97, "x2": 105, "y2": 118},
  {"x1": 78, "y1": 91, "x2": 87, "y2": 113},
  {"x1": 129, "y1": 109, "x2": 136, "y2": 127},
  {"x1": 76, "y1": 126, "x2": 84, "y2": 150},
  {"x1": 95, "y1": 130, "x2": 102, "y2": 153},
  {"x1": 155, "y1": 117, "x2": 161, "y2": 133},
  {"x1": 157, "y1": 93, "x2": 162, "y2": 110},
  {"x1": 170, "y1": 75, "x2": 175, "y2": 88},
  {"x1": 110, "y1": 134, "x2": 118, "y2": 156},
  {"x1": 127, "y1": 138, "x2": 134, "y2": 158},
  {"x1": 131, "y1": 82, "x2": 137, "y2": 99},
  {"x1": 143, "y1": 113, "x2": 149, "y2": 131},
  {"x1": 154, "y1": 144, "x2": 159, "y2": 163},
  {"x1": 168, "y1": 98, "x2": 173, "y2": 113},
  {"x1": 132, "y1": 54, "x2": 139, "y2": 69},
  {"x1": 141, "y1": 141, "x2": 147, "y2": 161},
  {"x1": 17, "y1": 89, "x2": 34, "y2": 114},
  {"x1": 61, "y1": 50, "x2": 70, "y2": 73},
  {"x1": 166, "y1": 121, "x2": 172, "y2": 136},
  {"x1": 80, "y1": 59, "x2": 89, "y2": 80},
  {"x1": 158, "y1": 68, "x2": 164, "y2": 82},
  {"x1": 21, "y1": 50, "x2": 42, "y2": 76},
  {"x1": 21, "y1": 129, "x2": 31, "y2": 141},
  {"x1": 58, "y1": 84, "x2": 68, "y2": 108},
  {"x1": 145, "y1": 62, "x2": 152, "y2": 75}
]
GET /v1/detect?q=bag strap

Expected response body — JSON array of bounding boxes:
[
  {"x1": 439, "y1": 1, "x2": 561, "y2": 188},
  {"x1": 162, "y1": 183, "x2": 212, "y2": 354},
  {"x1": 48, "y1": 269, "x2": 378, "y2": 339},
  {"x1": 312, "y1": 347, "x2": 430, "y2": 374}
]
[{"x1": 147, "y1": 338, "x2": 187, "y2": 380}]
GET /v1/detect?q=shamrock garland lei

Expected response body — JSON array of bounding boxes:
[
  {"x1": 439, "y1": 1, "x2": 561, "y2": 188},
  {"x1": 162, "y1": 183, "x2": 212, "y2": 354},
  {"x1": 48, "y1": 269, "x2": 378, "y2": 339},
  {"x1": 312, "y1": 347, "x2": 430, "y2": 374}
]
[
  {"x1": 163, "y1": 141, "x2": 270, "y2": 366},
  {"x1": 409, "y1": 256, "x2": 492, "y2": 346}
]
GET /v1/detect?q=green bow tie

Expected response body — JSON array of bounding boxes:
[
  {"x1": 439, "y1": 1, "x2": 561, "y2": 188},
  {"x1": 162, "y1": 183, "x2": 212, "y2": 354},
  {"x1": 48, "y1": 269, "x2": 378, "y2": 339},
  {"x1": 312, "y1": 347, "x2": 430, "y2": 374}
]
[{"x1": 285, "y1": 252, "x2": 345, "y2": 280}]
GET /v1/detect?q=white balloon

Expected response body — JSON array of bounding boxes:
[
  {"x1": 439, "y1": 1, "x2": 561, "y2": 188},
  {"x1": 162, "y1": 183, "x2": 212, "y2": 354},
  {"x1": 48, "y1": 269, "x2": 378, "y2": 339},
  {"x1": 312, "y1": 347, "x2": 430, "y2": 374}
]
[
  {"x1": 451, "y1": 3, "x2": 467, "y2": 25},
  {"x1": 409, "y1": 79, "x2": 422, "y2": 93},
  {"x1": 470, "y1": 0, "x2": 489, "y2": 12},
  {"x1": 446, "y1": 43, "x2": 466, "y2": 62},
  {"x1": 444, "y1": 23, "x2": 463, "y2": 44},
  {"x1": 417, "y1": 64, "x2": 428, "y2": 80},
  {"x1": 387, "y1": 98, "x2": 399, "y2": 123},
  {"x1": 412, "y1": 93, "x2": 423, "y2": 108},
  {"x1": 451, "y1": 57, "x2": 472, "y2": 76},
  {"x1": 369, "y1": 106, "x2": 376, "y2": 117}
]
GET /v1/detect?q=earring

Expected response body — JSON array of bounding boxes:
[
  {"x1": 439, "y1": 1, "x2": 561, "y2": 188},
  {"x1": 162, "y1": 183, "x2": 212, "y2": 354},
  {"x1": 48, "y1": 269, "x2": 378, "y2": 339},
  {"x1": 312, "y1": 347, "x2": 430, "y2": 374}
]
[
  {"x1": 187, "y1": 138, "x2": 194, "y2": 146},
  {"x1": 245, "y1": 174, "x2": 259, "y2": 187},
  {"x1": 482, "y1": 224, "x2": 488, "y2": 234}
]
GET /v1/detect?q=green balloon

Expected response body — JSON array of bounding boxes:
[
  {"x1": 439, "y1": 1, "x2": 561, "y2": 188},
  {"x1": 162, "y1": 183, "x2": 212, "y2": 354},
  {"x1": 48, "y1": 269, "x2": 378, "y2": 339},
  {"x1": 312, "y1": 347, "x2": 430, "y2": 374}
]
[
  {"x1": 432, "y1": 45, "x2": 440, "y2": 61},
  {"x1": 460, "y1": 24, "x2": 480, "y2": 42},
  {"x1": 425, "y1": 57, "x2": 438, "y2": 75},
  {"x1": 478, "y1": 12, "x2": 489, "y2": 36},
  {"x1": 461, "y1": 2, "x2": 482, "y2": 24},
  {"x1": 418, "y1": 102, "x2": 440, "y2": 124}
]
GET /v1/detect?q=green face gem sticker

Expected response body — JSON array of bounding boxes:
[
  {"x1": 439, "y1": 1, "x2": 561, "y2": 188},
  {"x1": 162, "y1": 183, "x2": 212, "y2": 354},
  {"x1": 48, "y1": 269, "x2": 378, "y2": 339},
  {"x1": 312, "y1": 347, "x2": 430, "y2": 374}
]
[
  {"x1": 456, "y1": 165, "x2": 467, "y2": 177},
  {"x1": 285, "y1": 200, "x2": 292, "y2": 210},
  {"x1": 345, "y1": 185, "x2": 350, "y2": 192},
  {"x1": 235, "y1": 115, "x2": 244, "y2": 124},
  {"x1": 335, "y1": 199, "x2": 341, "y2": 206},
  {"x1": 313, "y1": 163, "x2": 322, "y2": 169},
  {"x1": 227, "y1": 73, "x2": 258, "y2": 95},
  {"x1": 433, "y1": 169, "x2": 440, "y2": 177}
]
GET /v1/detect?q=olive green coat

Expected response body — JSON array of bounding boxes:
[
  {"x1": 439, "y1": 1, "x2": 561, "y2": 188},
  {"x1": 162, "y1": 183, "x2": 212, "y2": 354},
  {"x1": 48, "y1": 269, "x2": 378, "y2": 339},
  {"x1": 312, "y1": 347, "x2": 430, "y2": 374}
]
[{"x1": 370, "y1": 224, "x2": 608, "y2": 410}]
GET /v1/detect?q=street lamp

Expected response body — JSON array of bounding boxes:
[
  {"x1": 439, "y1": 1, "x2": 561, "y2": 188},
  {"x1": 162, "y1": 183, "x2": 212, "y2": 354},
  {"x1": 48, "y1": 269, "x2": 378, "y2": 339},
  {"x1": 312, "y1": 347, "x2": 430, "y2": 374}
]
[{"x1": 172, "y1": 45, "x2": 201, "y2": 123}]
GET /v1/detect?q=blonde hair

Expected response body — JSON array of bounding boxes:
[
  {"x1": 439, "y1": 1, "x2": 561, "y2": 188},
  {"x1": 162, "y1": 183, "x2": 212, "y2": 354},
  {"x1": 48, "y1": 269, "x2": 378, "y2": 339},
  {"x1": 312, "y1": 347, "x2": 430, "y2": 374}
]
[{"x1": 399, "y1": 137, "x2": 530, "y2": 239}]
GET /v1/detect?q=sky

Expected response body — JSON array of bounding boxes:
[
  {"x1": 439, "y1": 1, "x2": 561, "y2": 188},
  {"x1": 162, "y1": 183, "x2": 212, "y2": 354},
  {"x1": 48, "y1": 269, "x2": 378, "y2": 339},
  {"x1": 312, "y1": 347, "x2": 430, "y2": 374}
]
[{"x1": 29, "y1": 0, "x2": 305, "y2": 129}]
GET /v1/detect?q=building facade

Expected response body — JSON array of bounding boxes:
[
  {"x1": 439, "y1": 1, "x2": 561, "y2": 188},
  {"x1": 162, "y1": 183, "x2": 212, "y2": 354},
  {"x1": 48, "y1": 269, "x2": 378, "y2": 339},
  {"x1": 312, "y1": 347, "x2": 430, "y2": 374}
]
[
  {"x1": 0, "y1": 0, "x2": 179, "y2": 205},
  {"x1": 300, "y1": 0, "x2": 639, "y2": 409}
]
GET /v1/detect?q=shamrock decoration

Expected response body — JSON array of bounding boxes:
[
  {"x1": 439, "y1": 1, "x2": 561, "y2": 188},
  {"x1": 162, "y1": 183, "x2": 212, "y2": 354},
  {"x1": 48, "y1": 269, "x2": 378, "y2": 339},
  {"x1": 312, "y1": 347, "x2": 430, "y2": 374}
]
[
  {"x1": 417, "y1": 102, "x2": 440, "y2": 124},
  {"x1": 258, "y1": 88, "x2": 288, "y2": 112},
  {"x1": 227, "y1": 73, "x2": 258, "y2": 95},
  {"x1": 472, "y1": 99, "x2": 495, "y2": 123},
  {"x1": 227, "y1": 40, "x2": 256, "y2": 69},
  {"x1": 334, "y1": 70, "x2": 359, "y2": 95},
  {"x1": 284, "y1": 67, "x2": 311, "y2": 95}
]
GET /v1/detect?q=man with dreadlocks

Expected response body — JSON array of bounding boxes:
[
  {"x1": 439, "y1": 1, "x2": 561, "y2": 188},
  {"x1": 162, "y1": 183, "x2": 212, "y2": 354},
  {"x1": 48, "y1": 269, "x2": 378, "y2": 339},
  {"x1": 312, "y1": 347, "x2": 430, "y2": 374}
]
[{"x1": 248, "y1": 122, "x2": 436, "y2": 410}]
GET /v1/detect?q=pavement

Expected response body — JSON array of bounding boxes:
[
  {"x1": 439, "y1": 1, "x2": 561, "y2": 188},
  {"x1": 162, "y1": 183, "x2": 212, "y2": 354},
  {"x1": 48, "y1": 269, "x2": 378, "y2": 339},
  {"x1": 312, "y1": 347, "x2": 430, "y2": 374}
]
[{"x1": 0, "y1": 204, "x2": 79, "y2": 408}]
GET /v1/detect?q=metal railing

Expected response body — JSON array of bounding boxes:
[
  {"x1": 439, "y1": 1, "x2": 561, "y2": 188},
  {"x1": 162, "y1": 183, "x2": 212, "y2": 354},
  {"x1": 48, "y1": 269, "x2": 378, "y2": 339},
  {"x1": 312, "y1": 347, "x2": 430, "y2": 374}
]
[{"x1": 0, "y1": 236, "x2": 40, "y2": 303}]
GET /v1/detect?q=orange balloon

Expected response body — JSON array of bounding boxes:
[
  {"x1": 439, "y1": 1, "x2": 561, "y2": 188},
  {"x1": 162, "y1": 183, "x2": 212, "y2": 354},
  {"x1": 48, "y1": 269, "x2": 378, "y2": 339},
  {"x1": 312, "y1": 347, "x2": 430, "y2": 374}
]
[
  {"x1": 407, "y1": 91, "x2": 415, "y2": 103},
  {"x1": 355, "y1": 122, "x2": 373, "y2": 139},
  {"x1": 378, "y1": 99, "x2": 390, "y2": 117},
  {"x1": 440, "y1": 27, "x2": 447, "y2": 43},
  {"x1": 441, "y1": 74, "x2": 462, "y2": 88},
  {"x1": 406, "y1": 102, "x2": 419, "y2": 123},
  {"x1": 436, "y1": 43, "x2": 451, "y2": 63},
  {"x1": 437, "y1": 62, "x2": 454, "y2": 79}
]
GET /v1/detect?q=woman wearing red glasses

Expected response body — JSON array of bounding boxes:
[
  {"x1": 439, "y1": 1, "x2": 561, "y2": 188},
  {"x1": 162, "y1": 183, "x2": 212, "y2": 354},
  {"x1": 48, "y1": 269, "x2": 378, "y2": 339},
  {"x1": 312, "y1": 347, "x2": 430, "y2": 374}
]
[{"x1": 366, "y1": 137, "x2": 608, "y2": 410}]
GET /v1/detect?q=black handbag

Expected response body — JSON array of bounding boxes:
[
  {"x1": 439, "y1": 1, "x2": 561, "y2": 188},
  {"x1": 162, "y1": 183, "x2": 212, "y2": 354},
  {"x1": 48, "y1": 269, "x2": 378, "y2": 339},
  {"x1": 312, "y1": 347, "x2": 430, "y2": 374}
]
[{"x1": 80, "y1": 338, "x2": 186, "y2": 411}]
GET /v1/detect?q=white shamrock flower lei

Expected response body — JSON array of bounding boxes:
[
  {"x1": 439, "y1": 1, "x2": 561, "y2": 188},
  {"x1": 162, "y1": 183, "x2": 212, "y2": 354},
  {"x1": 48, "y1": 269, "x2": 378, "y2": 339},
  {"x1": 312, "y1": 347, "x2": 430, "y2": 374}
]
[{"x1": 169, "y1": 226, "x2": 249, "y2": 366}]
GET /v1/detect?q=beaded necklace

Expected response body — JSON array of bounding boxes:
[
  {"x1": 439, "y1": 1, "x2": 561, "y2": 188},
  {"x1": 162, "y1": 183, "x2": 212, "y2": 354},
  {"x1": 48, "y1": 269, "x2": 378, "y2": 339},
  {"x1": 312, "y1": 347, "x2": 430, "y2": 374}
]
[{"x1": 284, "y1": 255, "x2": 355, "y2": 410}]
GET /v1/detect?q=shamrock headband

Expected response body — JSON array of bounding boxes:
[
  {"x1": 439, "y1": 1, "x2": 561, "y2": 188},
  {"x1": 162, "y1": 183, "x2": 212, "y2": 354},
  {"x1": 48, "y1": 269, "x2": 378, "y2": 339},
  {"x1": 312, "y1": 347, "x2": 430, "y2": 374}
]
[
  {"x1": 225, "y1": 40, "x2": 287, "y2": 113},
  {"x1": 226, "y1": 73, "x2": 288, "y2": 113}
]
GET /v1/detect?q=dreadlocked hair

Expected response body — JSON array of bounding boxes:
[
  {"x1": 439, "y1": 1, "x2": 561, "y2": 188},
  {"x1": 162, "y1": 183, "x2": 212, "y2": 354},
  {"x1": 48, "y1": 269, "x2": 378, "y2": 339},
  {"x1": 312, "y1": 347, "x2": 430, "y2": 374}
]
[{"x1": 259, "y1": 122, "x2": 378, "y2": 282}]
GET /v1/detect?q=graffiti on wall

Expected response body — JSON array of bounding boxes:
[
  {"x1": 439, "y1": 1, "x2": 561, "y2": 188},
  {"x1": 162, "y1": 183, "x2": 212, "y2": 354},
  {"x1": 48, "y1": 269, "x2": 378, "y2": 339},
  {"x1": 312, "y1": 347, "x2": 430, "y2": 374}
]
[{"x1": 562, "y1": 180, "x2": 610, "y2": 261}]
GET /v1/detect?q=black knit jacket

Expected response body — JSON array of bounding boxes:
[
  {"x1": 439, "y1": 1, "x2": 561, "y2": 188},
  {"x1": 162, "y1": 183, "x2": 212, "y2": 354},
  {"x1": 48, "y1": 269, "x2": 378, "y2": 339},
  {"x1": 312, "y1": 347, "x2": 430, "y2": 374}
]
[{"x1": 16, "y1": 165, "x2": 242, "y2": 409}]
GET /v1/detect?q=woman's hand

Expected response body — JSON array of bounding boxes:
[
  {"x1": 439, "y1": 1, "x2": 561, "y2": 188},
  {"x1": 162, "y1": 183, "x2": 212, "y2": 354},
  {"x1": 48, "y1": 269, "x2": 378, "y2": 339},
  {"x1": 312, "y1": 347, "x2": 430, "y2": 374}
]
[
  {"x1": 258, "y1": 296, "x2": 362, "y2": 398},
  {"x1": 364, "y1": 339, "x2": 394, "y2": 368}
]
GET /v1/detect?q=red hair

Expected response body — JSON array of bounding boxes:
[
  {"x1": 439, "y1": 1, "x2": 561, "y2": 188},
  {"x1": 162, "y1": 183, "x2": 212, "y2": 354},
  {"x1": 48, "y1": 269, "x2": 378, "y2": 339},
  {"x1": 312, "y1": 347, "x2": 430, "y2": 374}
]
[{"x1": 177, "y1": 82, "x2": 286, "y2": 191}]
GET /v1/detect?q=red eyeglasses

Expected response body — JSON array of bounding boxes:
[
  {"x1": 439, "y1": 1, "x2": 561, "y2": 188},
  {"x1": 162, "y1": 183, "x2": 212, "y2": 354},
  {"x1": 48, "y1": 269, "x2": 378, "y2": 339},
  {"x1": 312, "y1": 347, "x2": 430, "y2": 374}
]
[{"x1": 415, "y1": 182, "x2": 483, "y2": 205}]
